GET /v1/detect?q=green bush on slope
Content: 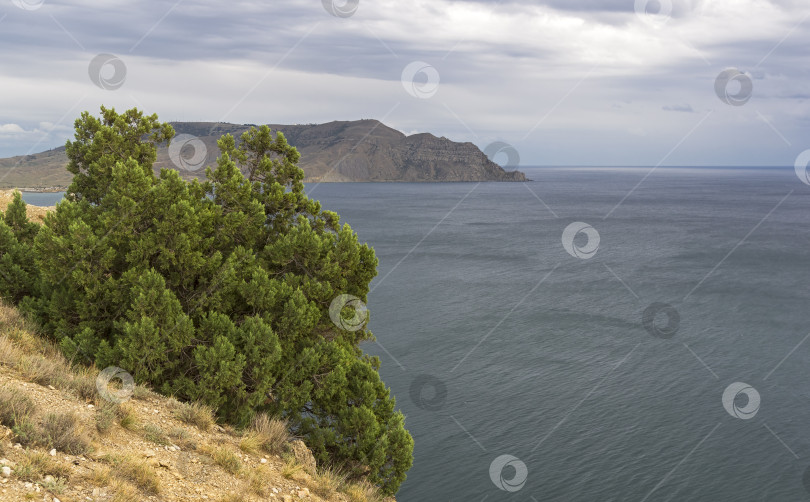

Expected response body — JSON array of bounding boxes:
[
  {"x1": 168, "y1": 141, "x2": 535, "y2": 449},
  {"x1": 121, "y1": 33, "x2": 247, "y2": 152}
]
[{"x1": 0, "y1": 107, "x2": 413, "y2": 495}]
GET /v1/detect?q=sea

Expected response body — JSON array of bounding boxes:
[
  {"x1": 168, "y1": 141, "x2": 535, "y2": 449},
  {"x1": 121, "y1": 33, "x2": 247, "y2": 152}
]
[{"x1": 24, "y1": 166, "x2": 810, "y2": 501}]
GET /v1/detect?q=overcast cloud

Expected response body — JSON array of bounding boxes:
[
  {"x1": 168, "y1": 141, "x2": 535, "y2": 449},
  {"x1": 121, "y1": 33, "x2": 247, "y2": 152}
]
[{"x1": 0, "y1": 0, "x2": 808, "y2": 166}]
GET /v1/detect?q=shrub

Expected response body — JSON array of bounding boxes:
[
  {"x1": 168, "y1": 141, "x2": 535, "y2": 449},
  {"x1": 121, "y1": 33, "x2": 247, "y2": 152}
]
[
  {"x1": 40, "y1": 412, "x2": 91, "y2": 455},
  {"x1": 9, "y1": 107, "x2": 412, "y2": 494},
  {"x1": 95, "y1": 401, "x2": 118, "y2": 434},
  {"x1": 0, "y1": 387, "x2": 36, "y2": 428}
]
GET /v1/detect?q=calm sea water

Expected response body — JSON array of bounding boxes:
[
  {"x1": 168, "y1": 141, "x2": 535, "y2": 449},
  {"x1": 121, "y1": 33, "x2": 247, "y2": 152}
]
[{"x1": 24, "y1": 167, "x2": 810, "y2": 501}]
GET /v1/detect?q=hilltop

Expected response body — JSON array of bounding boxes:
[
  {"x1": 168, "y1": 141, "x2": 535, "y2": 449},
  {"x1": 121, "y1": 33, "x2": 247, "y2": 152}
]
[{"x1": 0, "y1": 120, "x2": 526, "y2": 189}]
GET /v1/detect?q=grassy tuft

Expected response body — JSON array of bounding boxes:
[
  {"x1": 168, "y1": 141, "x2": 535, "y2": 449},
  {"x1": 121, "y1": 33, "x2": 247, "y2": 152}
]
[
  {"x1": 95, "y1": 401, "x2": 118, "y2": 434},
  {"x1": 202, "y1": 444, "x2": 242, "y2": 475},
  {"x1": 311, "y1": 465, "x2": 346, "y2": 498},
  {"x1": 14, "y1": 449, "x2": 70, "y2": 482},
  {"x1": 281, "y1": 457, "x2": 303, "y2": 480},
  {"x1": 141, "y1": 423, "x2": 169, "y2": 446},
  {"x1": 0, "y1": 387, "x2": 36, "y2": 428},
  {"x1": 174, "y1": 401, "x2": 215, "y2": 432},
  {"x1": 343, "y1": 481, "x2": 386, "y2": 502},
  {"x1": 104, "y1": 454, "x2": 161, "y2": 495},
  {"x1": 250, "y1": 413, "x2": 289, "y2": 454},
  {"x1": 40, "y1": 411, "x2": 91, "y2": 455}
]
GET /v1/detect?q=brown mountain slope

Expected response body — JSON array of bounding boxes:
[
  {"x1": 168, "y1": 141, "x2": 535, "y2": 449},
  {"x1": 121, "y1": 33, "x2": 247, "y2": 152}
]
[{"x1": 0, "y1": 120, "x2": 526, "y2": 189}]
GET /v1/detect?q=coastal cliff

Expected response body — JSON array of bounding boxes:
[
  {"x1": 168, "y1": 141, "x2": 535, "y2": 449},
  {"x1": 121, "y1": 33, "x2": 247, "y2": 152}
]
[{"x1": 0, "y1": 120, "x2": 525, "y2": 188}]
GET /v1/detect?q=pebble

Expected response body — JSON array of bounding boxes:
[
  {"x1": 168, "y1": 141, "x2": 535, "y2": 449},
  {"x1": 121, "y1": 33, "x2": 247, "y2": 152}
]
[
  {"x1": 49, "y1": 449, "x2": 56, "y2": 457},
  {"x1": 1, "y1": 466, "x2": 10, "y2": 478},
  {"x1": 47, "y1": 385, "x2": 56, "y2": 390},
  {"x1": 260, "y1": 458, "x2": 267, "y2": 464},
  {"x1": 44, "y1": 475, "x2": 55, "y2": 484},
  {"x1": 87, "y1": 404, "x2": 94, "y2": 409}
]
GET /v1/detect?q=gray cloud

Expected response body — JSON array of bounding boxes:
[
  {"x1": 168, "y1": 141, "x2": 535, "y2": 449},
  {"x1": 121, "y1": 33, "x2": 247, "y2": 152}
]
[{"x1": 0, "y1": 0, "x2": 808, "y2": 165}]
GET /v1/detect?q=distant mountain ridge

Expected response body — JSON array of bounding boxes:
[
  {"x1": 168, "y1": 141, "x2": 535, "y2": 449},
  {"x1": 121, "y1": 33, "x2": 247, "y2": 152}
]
[{"x1": 0, "y1": 119, "x2": 526, "y2": 188}]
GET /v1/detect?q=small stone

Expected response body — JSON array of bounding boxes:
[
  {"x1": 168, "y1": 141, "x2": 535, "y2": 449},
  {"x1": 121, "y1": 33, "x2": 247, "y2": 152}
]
[
  {"x1": 49, "y1": 449, "x2": 56, "y2": 457},
  {"x1": 47, "y1": 385, "x2": 56, "y2": 390},
  {"x1": 24, "y1": 482, "x2": 32, "y2": 488},
  {"x1": 272, "y1": 487, "x2": 279, "y2": 493},
  {"x1": 12, "y1": 444, "x2": 21, "y2": 450},
  {"x1": 43, "y1": 475, "x2": 55, "y2": 484},
  {"x1": 1, "y1": 466, "x2": 10, "y2": 478},
  {"x1": 53, "y1": 498, "x2": 61, "y2": 502},
  {"x1": 144, "y1": 450, "x2": 156, "y2": 458},
  {"x1": 260, "y1": 458, "x2": 267, "y2": 464},
  {"x1": 87, "y1": 404, "x2": 94, "y2": 409}
]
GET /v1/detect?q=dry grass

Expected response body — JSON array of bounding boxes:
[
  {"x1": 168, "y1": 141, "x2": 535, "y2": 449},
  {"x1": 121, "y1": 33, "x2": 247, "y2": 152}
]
[
  {"x1": 201, "y1": 444, "x2": 242, "y2": 475},
  {"x1": 68, "y1": 366, "x2": 99, "y2": 403},
  {"x1": 95, "y1": 401, "x2": 118, "y2": 434},
  {"x1": 42, "y1": 475, "x2": 67, "y2": 494},
  {"x1": 141, "y1": 423, "x2": 169, "y2": 446},
  {"x1": 238, "y1": 432, "x2": 262, "y2": 454},
  {"x1": 110, "y1": 480, "x2": 141, "y2": 502},
  {"x1": 17, "y1": 353, "x2": 70, "y2": 388},
  {"x1": 310, "y1": 465, "x2": 346, "y2": 498},
  {"x1": 246, "y1": 464, "x2": 273, "y2": 496},
  {"x1": 87, "y1": 464, "x2": 113, "y2": 487},
  {"x1": 0, "y1": 386, "x2": 37, "y2": 428},
  {"x1": 118, "y1": 403, "x2": 137, "y2": 430},
  {"x1": 174, "y1": 401, "x2": 215, "y2": 432},
  {"x1": 14, "y1": 449, "x2": 70, "y2": 482},
  {"x1": 40, "y1": 411, "x2": 91, "y2": 454},
  {"x1": 250, "y1": 412, "x2": 289, "y2": 454},
  {"x1": 103, "y1": 454, "x2": 161, "y2": 495},
  {"x1": 281, "y1": 457, "x2": 303, "y2": 480},
  {"x1": 132, "y1": 384, "x2": 157, "y2": 401},
  {"x1": 343, "y1": 481, "x2": 386, "y2": 502}
]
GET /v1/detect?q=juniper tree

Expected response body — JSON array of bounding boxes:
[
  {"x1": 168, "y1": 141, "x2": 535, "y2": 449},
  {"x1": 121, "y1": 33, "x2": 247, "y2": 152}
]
[{"x1": 16, "y1": 106, "x2": 412, "y2": 494}]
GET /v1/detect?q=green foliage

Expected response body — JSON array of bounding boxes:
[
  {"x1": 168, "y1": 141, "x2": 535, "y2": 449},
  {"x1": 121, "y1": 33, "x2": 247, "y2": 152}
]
[
  {"x1": 8, "y1": 107, "x2": 412, "y2": 494},
  {"x1": 0, "y1": 192, "x2": 40, "y2": 303}
]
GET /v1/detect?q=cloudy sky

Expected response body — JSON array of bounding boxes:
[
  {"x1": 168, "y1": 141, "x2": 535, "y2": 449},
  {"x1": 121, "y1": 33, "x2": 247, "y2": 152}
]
[{"x1": 0, "y1": 0, "x2": 808, "y2": 166}]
